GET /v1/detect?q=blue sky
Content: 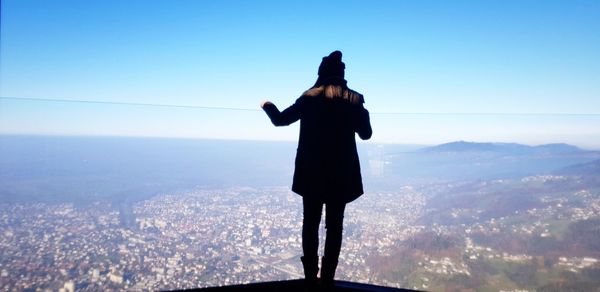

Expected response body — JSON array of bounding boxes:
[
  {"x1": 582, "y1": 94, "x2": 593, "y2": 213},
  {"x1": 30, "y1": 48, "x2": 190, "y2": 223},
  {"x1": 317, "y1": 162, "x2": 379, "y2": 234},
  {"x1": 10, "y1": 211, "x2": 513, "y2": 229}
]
[{"x1": 1, "y1": 0, "x2": 599, "y2": 147}]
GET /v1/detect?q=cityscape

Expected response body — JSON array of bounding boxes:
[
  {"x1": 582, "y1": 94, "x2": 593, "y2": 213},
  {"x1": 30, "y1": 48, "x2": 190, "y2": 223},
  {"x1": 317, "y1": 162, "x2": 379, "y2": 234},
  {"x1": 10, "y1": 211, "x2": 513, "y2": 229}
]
[
  {"x1": 0, "y1": 186, "x2": 425, "y2": 291},
  {"x1": 1, "y1": 174, "x2": 599, "y2": 291}
]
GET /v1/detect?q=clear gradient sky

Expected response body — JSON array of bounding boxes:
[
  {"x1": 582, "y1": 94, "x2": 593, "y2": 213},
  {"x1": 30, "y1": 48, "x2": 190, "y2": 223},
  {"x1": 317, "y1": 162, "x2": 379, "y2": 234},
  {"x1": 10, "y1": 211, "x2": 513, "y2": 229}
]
[{"x1": 1, "y1": 0, "x2": 599, "y2": 147}]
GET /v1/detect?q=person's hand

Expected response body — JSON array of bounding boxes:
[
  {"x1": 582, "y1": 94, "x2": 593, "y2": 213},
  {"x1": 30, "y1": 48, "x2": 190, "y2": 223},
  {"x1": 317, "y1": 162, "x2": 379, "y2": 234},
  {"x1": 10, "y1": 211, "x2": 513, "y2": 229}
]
[{"x1": 260, "y1": 100, "x2": 273, "y2": 108}]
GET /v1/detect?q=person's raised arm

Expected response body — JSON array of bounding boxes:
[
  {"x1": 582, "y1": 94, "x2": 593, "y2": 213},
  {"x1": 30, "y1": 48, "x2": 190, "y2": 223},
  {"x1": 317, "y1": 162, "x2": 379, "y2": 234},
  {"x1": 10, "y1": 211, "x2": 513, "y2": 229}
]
[{"x1": 261, "y1": 99, "x2": 301, "y2": 126}]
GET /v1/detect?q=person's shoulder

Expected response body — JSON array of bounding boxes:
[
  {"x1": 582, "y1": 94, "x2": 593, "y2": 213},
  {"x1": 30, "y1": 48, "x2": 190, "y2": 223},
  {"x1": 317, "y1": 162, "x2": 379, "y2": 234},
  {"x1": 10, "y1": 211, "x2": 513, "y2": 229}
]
[
  {"x1": 301, "y1": 86, "x2": 324, "y2": 98},
  {"x1": 344, "y1": 87, "x2": 364, "y2": 105},
  {"x1": 297, "y1": 87, "x2": 324, "y2": 107}
]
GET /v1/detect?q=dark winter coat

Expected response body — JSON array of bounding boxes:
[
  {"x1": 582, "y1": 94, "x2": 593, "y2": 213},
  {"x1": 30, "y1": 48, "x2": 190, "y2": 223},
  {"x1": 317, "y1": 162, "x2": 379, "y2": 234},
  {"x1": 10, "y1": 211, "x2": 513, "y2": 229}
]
[{"x1": 262, "y1": 84, "x2": 372, "y2": 204}]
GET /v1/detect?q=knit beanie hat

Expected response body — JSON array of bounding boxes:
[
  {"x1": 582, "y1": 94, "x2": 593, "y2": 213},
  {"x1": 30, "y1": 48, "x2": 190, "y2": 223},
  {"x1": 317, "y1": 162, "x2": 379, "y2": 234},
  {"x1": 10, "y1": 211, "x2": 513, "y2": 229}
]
[{"x1": 318, "y1": 51, "x2": 345, "y2": 79}]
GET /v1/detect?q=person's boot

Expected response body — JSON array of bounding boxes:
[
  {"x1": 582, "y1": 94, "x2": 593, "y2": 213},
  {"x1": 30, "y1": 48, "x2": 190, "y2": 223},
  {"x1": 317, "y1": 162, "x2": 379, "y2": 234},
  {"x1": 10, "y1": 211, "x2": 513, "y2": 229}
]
[
  {"x1": 300, "y1": 256, "x2": 319, "y2": 289},
  {"x1": 320, "y1": 256, "x2": 338, "y2": 290}
]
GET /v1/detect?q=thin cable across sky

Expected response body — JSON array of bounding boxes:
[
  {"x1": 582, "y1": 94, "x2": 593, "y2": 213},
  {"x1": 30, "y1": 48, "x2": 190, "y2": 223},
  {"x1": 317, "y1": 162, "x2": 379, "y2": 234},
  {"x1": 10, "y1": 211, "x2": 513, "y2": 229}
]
[{"x1": 2, "y1": 96, "x2": 599, "y2": 117}]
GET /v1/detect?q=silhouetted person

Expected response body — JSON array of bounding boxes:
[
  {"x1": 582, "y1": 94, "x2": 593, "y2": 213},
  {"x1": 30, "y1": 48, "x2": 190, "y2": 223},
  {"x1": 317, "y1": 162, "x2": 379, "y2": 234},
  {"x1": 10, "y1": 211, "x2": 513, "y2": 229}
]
[{"x1": 261, "y1": 51, "x2": 372, "y2": 289}]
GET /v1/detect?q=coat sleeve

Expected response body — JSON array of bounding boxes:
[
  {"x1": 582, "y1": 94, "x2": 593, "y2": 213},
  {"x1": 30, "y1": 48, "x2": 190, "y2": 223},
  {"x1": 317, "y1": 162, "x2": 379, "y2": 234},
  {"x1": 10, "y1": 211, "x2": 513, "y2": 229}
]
[
  {"x1": 262, "y1": 98, "x2": 302, "y2": 126},
  {"x1": 355, "y1": 104, "x2": 372, "y2": 140}
]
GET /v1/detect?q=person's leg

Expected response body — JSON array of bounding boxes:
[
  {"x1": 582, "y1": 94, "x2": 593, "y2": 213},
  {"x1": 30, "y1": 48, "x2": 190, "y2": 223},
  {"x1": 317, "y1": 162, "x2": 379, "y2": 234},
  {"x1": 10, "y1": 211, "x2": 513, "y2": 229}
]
[
  {"x1": 302, "y1": 196, "x2": 323, "y2": 260},
  {"x1": 301, "y1": 196, "x2": 322, "y2": 284},
  {"x1": 321, "y1": 202, "x2": 346, "y2": 285}
]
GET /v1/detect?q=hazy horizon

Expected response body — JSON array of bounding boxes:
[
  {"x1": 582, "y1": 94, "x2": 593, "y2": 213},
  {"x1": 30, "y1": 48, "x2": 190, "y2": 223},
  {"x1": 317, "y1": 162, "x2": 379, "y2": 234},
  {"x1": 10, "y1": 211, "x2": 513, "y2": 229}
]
[{"x1": 1, "y1": 133, "x2": 599, "y2": 151}]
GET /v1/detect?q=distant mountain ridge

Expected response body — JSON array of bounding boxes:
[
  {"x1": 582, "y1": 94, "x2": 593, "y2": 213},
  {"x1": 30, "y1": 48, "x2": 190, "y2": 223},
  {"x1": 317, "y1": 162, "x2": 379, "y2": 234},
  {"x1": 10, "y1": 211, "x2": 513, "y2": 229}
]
[
  {"x1": 379, "y1": 141, "x2": 599, "y2": 183},
  {"x1": 420, "y1": 141, "x2": 583, "y2": 155}
]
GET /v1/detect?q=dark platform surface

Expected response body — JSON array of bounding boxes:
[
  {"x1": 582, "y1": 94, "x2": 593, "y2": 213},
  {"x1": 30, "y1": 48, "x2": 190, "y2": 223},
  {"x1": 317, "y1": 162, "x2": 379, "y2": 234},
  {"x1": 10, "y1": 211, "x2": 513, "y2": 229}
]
[{"x1": 173, "y1": 279, "x2": 421, "y2": 292}]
